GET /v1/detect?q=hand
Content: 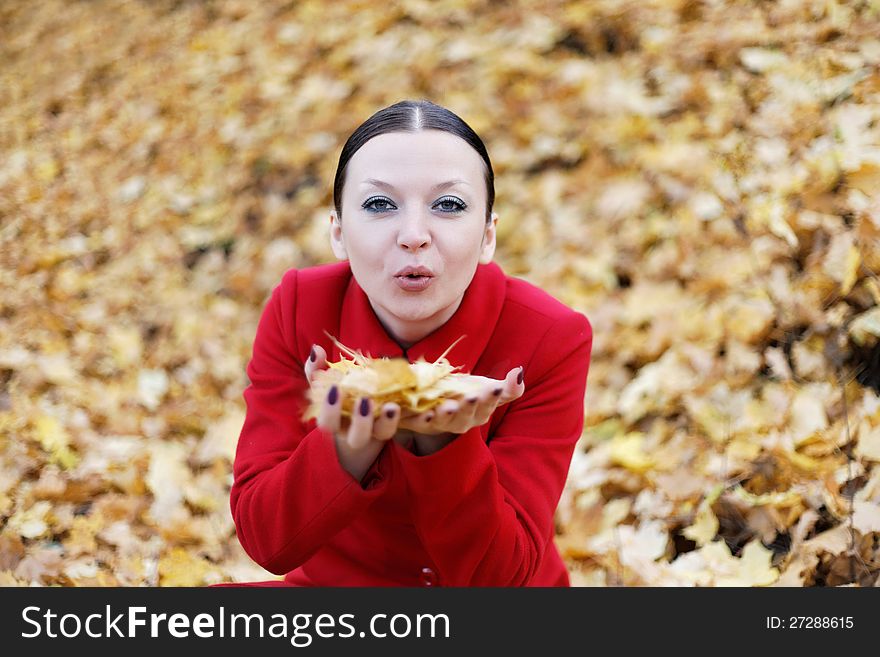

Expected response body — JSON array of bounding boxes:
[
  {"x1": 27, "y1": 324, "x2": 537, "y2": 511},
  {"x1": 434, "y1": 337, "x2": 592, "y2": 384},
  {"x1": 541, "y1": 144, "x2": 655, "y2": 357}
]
[
  {"x1": 400, "y1": 366, "x2": 526, "y2": 456},
  {"x1": 306, "y1": 344, "x2": 405, "y2": 482}
]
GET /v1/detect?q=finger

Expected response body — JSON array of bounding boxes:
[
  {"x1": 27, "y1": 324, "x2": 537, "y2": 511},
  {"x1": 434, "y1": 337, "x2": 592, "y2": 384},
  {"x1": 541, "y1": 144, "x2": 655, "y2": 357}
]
[
  {"x1": 317, "y1": 384, "x2": 342, "y2": 435},
  {"x1": 372, "y1": 403, "x2": 400, "y2": 441},
  {"x1": 425, "y1": 397, "x2": 474, "y2": 435},
  {"x1": 396, "y1": 409, "x2": 426, "y2": 433},
  {"x1": 304, "y1": 344, "x2": 329, "y2": 384},
  {"x1": 346, "y1": 396, "x2": 374, "y2": 450},
  {"x1": 437, "y1": 399, "x2": 460, "y2": 421},
  {"x1": 409, "y1": 408, "x2": 438, "y2": 435},
  {"x1": 447, "y1": 394, "x2": 480, "y2": 433},
  {"x1": 472, "y1": 384, "x2": 502, "y2": 425},
  {"x1": 499, "y1": 366, "x2": 525, "y2": 404}
]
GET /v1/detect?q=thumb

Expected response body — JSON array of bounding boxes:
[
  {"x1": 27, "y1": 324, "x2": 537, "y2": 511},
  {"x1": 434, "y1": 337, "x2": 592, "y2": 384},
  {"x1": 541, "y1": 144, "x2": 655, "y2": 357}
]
[{"x1": 305, "y1": 344, "x2": 329, "y2": 383}]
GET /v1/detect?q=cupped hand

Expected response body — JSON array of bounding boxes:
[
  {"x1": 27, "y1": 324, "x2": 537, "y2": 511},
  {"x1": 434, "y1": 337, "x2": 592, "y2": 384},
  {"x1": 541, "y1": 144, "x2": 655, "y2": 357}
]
[
  {"x1": 306, "y1": 344, "x2": 526, "y2": 459},
  {"x1": 399, "y1": 366, "x2": 525, "y2": 437},
  {"x1": 305, "y1": 344, "x2": 405, "y2": 482}
]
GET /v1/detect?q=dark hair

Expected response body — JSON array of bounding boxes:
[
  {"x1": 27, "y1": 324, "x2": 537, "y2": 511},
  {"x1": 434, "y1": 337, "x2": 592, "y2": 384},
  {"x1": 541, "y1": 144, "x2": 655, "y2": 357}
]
[{"x1": 332, "y1": 99, "x2": 495, "y2": 224}]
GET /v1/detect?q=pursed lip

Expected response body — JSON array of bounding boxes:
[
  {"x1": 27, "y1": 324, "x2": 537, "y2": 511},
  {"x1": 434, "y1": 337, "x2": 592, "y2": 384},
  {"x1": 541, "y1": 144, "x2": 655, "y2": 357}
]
[{"x1": 394, "y1": 265, "x2": 435, "y2": 277}]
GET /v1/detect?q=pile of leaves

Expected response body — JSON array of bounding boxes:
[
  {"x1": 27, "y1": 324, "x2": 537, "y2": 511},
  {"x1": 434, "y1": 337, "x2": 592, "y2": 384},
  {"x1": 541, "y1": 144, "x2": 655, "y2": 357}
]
[
  {"x1": 304, "y1": 335, "x2": 499, "y2": 429},
  {"x1": 0, "y1": 0, "x2": 878, "y2": 586}
]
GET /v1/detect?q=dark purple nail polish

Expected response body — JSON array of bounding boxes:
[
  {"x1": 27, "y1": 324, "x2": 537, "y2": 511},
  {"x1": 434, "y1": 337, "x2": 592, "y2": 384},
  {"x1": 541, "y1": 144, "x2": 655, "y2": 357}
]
[
  {"x1": 517, "y1": 368, "x2": 524, "y2": 385},
  {"x1": 328, "y1": 385, "x2": 338, "y2": 405},
  {"x1": 359, "y1": 398, "x2": 370, "y2": 416},
  {"x1": 309, "y1": 347, "x2": 316, "y2": 362},
  {"x1": 385, "y1": 408, "x2": 396, "y2": 419},
  {"x1": 493, "y1": 387, "x2": 502, "y2": 396},
  {"x1": 467, "y1": 397, "x2": 477, "y2": 404},
  {"x1": 425, "y1": 413, "x2": 434, "y2": 422}
]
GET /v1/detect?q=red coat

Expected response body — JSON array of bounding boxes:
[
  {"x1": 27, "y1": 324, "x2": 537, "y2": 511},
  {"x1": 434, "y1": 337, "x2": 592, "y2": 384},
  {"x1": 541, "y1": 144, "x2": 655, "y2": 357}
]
[{"x1": 226, "y1": 260, "x2": 593, "y2": 587}]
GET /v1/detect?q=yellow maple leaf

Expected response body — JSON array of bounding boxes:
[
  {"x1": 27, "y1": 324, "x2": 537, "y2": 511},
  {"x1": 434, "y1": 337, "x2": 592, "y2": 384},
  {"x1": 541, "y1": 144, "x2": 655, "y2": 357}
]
[
  {"x1": 822, "y1": 231, "x2": 860, "y2": 296},
  {"x1": 852, "y1": 500, "x2": 880, "y2": 534},
  {"x1": 609, "y1": 432, "x2": 655, "y2": 473},
  {"x1": 32, "y1": 416, "x2": 79, "y2": 469},
  {"x1": 720, "y1": 539, "x2": 780, "y2": 587},
  {"x1": 304, "y1": 333, "x2": 507, "y2": 428},
  {"x1": 731, "y1": 484, "x2": 801, "y2": 508},
  {"x1": 855, "y1": 419, "x2": 880, "y2": 461},
  {"x1": 682, "y1": 484, "x2": 723, "y2": 547},
  {"x1": 849, "y1": 308, "x2": 880, "y2": 348},
  {"x1": 158, "y1": 548, "x2": 213, "y2": 587}
]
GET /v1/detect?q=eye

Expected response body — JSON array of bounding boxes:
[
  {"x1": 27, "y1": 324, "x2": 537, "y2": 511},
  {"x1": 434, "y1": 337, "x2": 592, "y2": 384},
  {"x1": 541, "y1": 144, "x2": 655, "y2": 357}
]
[
  {"x1": 362, "y1": 196, "x2": 397, "y2": 213},
  {"x1": 434, "y1": 196, "x2": 467, "y2": 213}
]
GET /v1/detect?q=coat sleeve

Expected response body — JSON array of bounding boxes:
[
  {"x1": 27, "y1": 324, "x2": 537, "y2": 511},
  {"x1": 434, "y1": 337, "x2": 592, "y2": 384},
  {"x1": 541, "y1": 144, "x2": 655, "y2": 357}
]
[
  {"x1": 229, "y1": 271, "x2": 392, "y2": 575},
  {"x1": 391, "y1": 311, "x2": 592, "y2": 586}
]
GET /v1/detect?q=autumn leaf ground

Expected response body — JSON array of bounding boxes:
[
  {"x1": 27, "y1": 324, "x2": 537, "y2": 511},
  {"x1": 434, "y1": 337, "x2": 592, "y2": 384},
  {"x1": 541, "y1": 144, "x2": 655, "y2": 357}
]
[{"x1": 1, "y1": 0, "x2": 879, "y2": 586}]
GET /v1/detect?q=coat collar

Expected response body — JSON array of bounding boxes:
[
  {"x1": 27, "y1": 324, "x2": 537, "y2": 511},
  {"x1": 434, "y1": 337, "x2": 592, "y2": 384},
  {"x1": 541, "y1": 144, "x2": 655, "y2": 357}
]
[{"x1": 335, "y1": 261, "x2": 507, "y2": 372}]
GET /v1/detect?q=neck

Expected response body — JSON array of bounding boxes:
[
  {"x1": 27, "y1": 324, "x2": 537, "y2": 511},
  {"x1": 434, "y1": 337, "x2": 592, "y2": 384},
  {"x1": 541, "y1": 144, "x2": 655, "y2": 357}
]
[{"x1": 369, "y1": 293, "x2": 465, "y2": 350}]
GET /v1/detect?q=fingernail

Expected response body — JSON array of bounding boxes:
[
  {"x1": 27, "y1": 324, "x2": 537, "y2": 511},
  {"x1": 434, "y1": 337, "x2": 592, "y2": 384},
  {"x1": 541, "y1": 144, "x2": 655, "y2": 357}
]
[
  {"x1": 309, "y1": 347, "x2": 316, "y2": 362},
  {"x1": 493, "y1": 387, "x2": 502, "y2": 396},
  {"x1": 425, "y1": 413, "x2": 434, "y2": 422},
  {"x1": 328, "y1": 385, "x2": 338, "y2": 405},
  {"x1": 385, "y1": 408, "x2": 396, "y2": 419},
  {"x1": 359, "y1": 398, "x2": 370, "y2": 416},
  {"x1": 446, "y1": 408, "x2": 455, "y2": 415},
  {"x1": 467, "y1": 397, "x2": 478, "y2": 404},
  {"x1": 517, "y1": 368, "x2": 524, "y2": 385}
]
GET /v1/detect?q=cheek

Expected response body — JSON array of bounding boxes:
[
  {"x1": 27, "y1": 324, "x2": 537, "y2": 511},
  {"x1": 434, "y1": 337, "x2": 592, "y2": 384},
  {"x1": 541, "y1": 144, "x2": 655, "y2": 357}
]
[
  {"x1": 439, "y1": 225, "x2": 485, "y2": 259},
  {"x1": 345, "y1": 228, "x2": 386, "y2": 262}
]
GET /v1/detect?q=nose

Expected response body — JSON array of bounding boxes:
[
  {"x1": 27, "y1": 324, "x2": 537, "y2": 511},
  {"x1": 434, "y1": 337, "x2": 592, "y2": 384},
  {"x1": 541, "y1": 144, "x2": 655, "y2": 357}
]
[{"x1": 396, "y1": 209, "x2": 431, "y2": 252}]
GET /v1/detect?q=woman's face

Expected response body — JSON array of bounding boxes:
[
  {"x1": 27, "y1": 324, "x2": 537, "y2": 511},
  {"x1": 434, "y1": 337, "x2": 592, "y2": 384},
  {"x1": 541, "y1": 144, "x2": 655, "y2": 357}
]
[{"x1": 330, "y1": 129, "x2": 497, "y2": 347}]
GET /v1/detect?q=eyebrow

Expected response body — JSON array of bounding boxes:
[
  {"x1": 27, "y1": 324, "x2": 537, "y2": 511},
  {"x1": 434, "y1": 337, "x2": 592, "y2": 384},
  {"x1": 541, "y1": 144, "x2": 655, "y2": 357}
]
[{"x1": 360, "y1": 178, "x2": 471, "y2": 192}]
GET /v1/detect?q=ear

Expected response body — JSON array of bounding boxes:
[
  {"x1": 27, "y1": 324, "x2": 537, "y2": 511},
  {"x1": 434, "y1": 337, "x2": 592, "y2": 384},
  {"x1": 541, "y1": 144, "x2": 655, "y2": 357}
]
[
  {"x1": 329, "y1": 210, "x2": 348, "y2": 260},
  {"x1": 478, "y1": 212, "x2": 497, "y2": 264}
]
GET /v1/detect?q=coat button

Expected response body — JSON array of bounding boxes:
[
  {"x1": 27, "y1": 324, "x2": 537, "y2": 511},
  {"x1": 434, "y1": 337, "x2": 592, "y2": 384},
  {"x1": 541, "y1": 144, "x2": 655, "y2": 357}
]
[{"x1": 420, "y1": 567, "x2": 438, "y2": 587}]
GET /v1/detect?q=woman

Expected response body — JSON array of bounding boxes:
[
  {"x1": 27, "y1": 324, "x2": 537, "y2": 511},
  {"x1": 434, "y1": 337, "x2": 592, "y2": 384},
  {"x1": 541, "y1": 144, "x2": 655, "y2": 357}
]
[{"x1": 216, "y1": 99, "x2": 593, "y2": 587}]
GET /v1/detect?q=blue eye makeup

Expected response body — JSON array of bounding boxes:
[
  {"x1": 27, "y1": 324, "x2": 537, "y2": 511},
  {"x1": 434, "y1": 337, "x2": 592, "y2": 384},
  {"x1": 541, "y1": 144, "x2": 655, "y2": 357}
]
[
  {"x1": 361, "y1": 195, "x2": 468, "y2": 214},
  {"x1": 362, "y1": 196, "x2": 396, "y2": 212},
  {"x1": 434, "y1": 196, "x2": 467, "y2": 212}
]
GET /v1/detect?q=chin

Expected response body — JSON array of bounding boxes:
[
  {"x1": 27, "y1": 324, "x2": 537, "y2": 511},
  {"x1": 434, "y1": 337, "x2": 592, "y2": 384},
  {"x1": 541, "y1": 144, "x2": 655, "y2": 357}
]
[{"x1": 388, "y1": 301, "x2": 439, "y2": 322}]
